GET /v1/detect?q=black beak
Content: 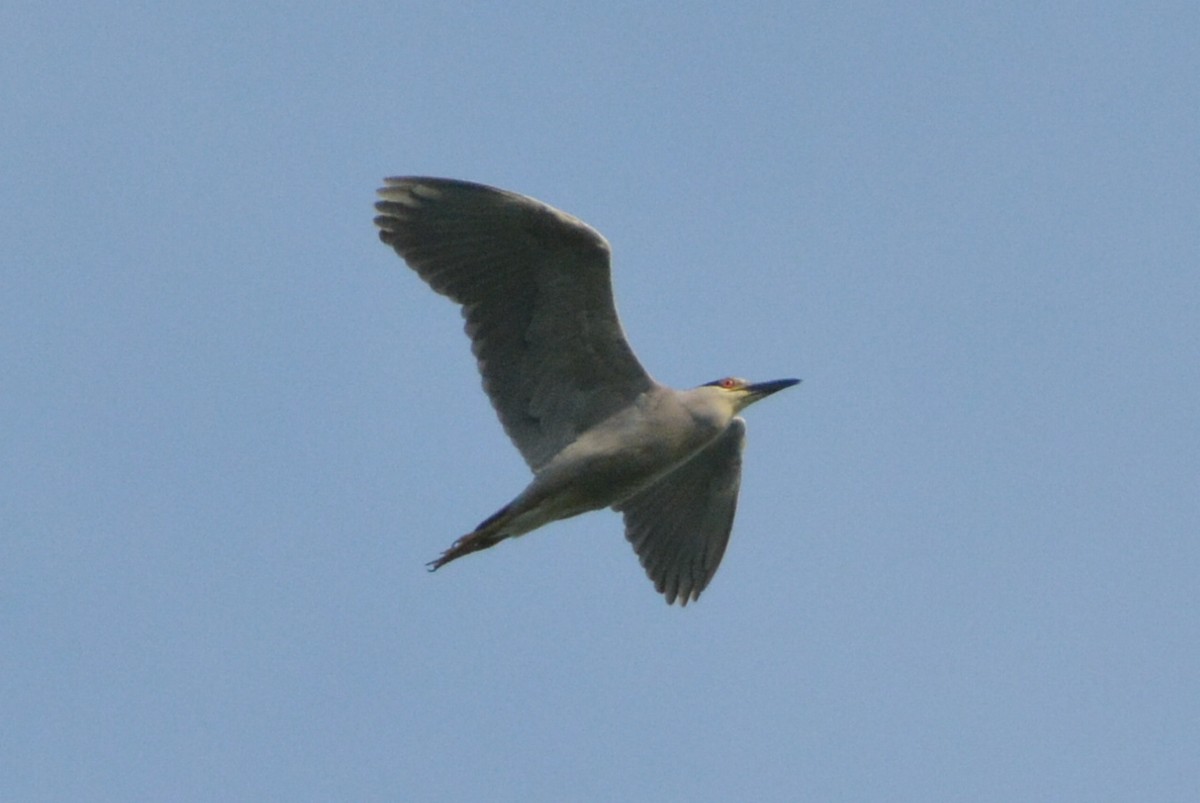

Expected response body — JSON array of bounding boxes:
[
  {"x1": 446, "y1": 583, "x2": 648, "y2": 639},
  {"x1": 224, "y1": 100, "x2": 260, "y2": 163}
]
[{"x1": 746, "y1": 378, "x2": 801, "y2": 399}]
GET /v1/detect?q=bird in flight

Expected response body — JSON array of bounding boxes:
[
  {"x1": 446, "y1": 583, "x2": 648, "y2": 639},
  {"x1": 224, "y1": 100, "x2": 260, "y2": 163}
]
[{"x1": 374, "y1": 178, "x2": 798, "y2": 604}]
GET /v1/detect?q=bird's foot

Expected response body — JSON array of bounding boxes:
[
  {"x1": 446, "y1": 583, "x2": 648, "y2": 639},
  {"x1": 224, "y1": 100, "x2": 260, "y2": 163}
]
[{"x1": 426, "y1": 527, "x2": 508, "y2": 571}]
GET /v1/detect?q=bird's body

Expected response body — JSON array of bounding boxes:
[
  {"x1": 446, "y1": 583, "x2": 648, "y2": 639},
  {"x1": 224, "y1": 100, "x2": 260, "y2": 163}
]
[
  {"x1": 375, "y1": 178, "x2": 798, "y2": 604},
  {"x1": 462, "y1": 382, "x2": 737, "y2": 548}
]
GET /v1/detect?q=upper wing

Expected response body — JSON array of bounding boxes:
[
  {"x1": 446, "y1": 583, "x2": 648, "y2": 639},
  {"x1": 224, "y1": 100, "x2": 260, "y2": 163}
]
[
  {"x1": 616, "y1": 419, "x2": 746, "y2": 605},
  {"x1": 375, "y1": 178, "x2": 655, "y2": 470}
]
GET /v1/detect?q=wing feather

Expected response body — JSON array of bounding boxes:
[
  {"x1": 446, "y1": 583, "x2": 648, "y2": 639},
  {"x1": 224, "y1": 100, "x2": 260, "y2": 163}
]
[
  {"x1": 616, "y1": 420, "x2": 746, "y2": 605},
  {"x1": 375, "y1": 178, "x2": 655, "y2": 469}
]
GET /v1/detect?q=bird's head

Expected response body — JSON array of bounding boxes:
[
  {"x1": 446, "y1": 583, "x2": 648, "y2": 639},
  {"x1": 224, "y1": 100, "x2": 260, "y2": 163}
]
[{"x1": 700, "y1": 376, "x2": 801, "y2": 414}]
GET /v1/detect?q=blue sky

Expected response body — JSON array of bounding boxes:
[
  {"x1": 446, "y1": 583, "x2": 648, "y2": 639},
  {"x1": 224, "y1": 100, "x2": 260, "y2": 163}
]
[{"x1": 4, "y1": 3, "x2": 1198, "y2": 800}]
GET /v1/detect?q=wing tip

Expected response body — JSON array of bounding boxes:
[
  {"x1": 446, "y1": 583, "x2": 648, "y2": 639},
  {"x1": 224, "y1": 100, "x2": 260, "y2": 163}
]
[{"x1": 376, "y1": 177, "x2": 447, "y2": 206}]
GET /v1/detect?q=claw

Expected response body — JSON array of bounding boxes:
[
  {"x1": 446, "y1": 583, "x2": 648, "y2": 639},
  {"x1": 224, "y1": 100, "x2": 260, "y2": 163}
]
[{"x1": 426, "y1": 518, "x2": 510, "y2": 571}]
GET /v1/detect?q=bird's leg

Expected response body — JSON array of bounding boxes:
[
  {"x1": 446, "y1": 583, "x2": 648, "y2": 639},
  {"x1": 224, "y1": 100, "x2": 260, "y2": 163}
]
[{"x1": 426, "y1": 505, "x2": 512, "y2": 571}]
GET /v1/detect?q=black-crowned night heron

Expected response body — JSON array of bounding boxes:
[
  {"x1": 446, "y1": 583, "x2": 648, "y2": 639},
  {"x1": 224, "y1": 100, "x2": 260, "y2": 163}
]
[{"x1": 375, "y1": 178, "x2": 799, "y2": 604}]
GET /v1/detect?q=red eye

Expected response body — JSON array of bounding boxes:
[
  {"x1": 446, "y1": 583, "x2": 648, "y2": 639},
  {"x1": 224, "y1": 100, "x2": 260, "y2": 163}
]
[{"x1": 721, "y1": 378, "x2": 737, "y2": 389}]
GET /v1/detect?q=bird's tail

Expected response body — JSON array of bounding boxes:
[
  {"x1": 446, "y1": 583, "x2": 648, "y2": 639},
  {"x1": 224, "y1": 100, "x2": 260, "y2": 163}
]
[{"x1": 427, "y1": 505, "x2": 513, "y2": 571}]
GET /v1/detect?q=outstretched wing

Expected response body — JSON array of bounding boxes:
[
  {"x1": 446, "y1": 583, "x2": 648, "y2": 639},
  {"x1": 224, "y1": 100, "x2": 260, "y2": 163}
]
[
  {"x1": 616, "y1": 419, "x2": 746, "y2": 605},
  {"x1": 375, "y1": 178, "x2": 655, "y2": 470}
]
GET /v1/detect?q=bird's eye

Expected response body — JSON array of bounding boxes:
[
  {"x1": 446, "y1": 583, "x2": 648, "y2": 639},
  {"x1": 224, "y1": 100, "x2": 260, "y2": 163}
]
[{"x1": 721, "y1": 378, "x2": 738, "y2": 389}]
